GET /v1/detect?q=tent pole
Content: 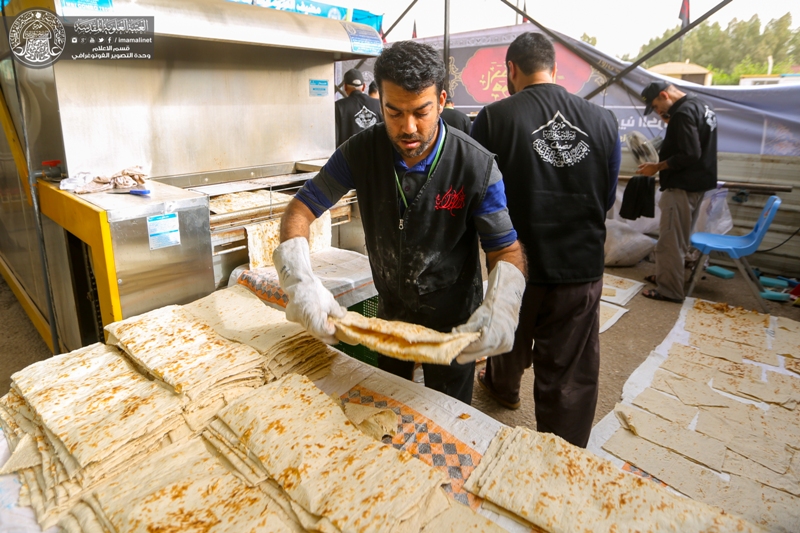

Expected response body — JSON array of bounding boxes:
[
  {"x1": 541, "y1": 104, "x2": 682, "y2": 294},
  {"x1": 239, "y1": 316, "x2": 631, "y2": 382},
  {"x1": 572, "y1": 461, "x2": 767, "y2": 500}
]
[
  {"x1": 443, "y1": 0, "x2": 450, "y2": 95},
  {"x1": 497, "y1": 0, "x2": 643, "y2": 102},
  {"x1": 584, "y1": 0, "x2": 732, "y2": 100},
  {"x1": 335, "y1": 0, "x2": 419, "y2": 96}
]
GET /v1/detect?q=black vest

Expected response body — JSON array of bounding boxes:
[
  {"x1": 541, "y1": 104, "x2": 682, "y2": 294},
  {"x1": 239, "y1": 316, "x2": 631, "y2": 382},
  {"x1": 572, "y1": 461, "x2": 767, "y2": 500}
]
[
  {"x1": 340, "y1": 124, "x2": 495, "y2": 331},
  {"x1": 476, "y1": 83, "x2": 618, "y2": 283}
]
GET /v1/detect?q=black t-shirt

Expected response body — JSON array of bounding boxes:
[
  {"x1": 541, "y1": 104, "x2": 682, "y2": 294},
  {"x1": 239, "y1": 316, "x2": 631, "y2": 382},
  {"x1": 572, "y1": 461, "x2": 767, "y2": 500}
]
[
  {"x1": 334, "y1": 91, "x2": 383, "y2": 147},
  {"x1": 471, "y1": 83, "x2": 620, "y2": 284},
  {"x1": 441, "y1": 107, "x2": 472, "y2": 134}
]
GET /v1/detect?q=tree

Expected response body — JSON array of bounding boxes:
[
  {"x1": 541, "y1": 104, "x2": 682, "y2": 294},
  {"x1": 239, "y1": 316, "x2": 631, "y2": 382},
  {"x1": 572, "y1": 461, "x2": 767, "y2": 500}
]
[
  {"x1": 621, "y1": 13, "x2": 799, "y2": 85},
  {"x1": 580, "y1": 33, "x2": 596, "y2": 46},
  {"x1": 762, "y1": 13, "x2": 794, "y2": 64}
]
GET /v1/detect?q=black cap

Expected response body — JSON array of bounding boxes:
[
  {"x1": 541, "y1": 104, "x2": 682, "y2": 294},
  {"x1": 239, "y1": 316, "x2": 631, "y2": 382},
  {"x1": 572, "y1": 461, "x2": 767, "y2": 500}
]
[
  {"x1": 641, "y1": 81, "x2": 669, "y2": 115},
  {"x1": 343, "y1": 68, "x2": 364, "y2": 87}
]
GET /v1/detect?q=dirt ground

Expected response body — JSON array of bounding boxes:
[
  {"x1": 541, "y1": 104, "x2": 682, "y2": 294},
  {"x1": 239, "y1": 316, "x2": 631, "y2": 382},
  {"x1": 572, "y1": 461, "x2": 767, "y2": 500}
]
[
  {"x1": 2, "y1": 259, "x2": 799, "y2": 430},
  {"x1": 471, "y1": 259, "x2": 800, "y2": 431}
]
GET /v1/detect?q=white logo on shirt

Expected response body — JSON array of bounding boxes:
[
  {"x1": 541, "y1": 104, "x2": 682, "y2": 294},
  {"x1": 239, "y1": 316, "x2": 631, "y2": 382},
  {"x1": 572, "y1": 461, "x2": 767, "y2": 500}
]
[
  {"x1": 531, "y1": 111, "x2": 590, "y2": 167},
  {"x1": 704, "y1": 105, "x2": 717, "y2": 131},
  {"x1": 354, "y1": 106, "x2": 378, "y2": 129}
]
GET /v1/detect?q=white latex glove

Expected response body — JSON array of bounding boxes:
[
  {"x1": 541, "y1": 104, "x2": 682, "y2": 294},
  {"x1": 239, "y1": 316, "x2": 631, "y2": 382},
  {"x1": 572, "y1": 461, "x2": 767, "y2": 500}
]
[
  {"x1": 453, "y1": 261, "x2": 526, "y2": 364},
  {"x1": 273, "y1": 237, "x2": 346, "y2": 344}
]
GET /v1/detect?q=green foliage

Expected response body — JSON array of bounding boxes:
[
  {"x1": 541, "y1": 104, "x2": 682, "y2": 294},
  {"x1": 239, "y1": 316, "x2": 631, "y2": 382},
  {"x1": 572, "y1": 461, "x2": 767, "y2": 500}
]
[
  {"x1": 580, "y1": 33, "x2": 597, "y2": 46},
  {"x1": 622, "y1": 13, "x2": 799, "y2": 85}
]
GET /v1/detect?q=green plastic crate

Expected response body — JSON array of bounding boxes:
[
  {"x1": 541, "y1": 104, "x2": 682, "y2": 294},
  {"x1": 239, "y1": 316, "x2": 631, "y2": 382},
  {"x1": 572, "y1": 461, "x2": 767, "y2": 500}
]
[{"x1": 335, "y1": 296, "x2": 380, "y2": 367}]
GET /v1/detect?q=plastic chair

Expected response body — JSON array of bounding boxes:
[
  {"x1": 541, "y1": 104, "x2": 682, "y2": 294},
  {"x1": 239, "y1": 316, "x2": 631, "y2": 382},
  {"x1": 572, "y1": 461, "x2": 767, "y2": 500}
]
[{"x1": 686, "y1": 195, "x2": 782, "y2": 313}]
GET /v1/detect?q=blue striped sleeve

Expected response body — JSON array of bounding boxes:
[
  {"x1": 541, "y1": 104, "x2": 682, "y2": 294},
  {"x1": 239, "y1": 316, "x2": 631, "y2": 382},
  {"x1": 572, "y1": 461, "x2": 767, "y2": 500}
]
[
  {"x1": 294, "y1": 149, "x2": 355, "y2": 217},
  {"x1": 474, "y1": 164, "x2": 518, "y2": 252}
]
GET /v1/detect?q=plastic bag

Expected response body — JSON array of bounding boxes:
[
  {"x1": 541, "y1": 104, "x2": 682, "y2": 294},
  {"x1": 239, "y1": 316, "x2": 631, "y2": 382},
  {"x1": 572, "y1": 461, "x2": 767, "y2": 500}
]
[
  {"x1": 693, "y1": 188, "x2": 733, "y2": 235},
  {"x1": 604, "y1": 219, "x2": 657, "y2": 267}
]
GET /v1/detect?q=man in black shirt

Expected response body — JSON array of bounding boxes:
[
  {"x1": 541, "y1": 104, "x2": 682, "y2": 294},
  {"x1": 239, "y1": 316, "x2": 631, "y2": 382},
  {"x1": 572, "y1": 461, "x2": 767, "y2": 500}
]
[
  {"x1": 335, "y1": 68, "x2": 383, "y2": 147},
  {"x1": 440, "y1": 93, "x2": 471, "y2": 134},
  {"x1": 470, "y1": 32, "x2": 620, "y2": 448},
  {"x1": 637, "y1": 81, "x2": 718, "y2": 303}
]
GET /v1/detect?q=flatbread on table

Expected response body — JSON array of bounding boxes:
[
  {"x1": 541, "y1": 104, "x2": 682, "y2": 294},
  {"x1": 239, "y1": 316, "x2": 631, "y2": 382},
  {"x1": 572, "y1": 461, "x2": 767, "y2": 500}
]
[
  {"x1": 211, "y1": 373, "x2": 449, "y2": 533},
  {"x1": 332, "y1": 311, "x2": 480, "y2": 365},
  {"x1": 68, "y1": 437, "x2": 298, "y2": 533},
  {"x1": 105, "y1": 306, "x2": 265, "y2": 400},
  {"x1": 465, "y1": 426, "x2": 759, "y2": 533}
]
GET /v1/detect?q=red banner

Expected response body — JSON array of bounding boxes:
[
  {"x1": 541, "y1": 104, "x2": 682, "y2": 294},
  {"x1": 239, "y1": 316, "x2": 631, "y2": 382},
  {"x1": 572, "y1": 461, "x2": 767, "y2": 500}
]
[{"x1": 461, "y1": 43, "x2": 593, "y2": 104}]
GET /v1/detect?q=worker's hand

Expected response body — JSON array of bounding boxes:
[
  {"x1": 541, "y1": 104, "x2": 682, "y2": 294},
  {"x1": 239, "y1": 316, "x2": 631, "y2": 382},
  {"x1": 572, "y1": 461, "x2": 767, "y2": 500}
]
[
  {"x1": 637, "y1": 162, "x2": 662, "y2": 176},
  {"x1": 273, "y1": 237, "x2": 346, "y2": 344},
  {"x1": 453, "y1": 261, "x2": 526, "y2": 364}
]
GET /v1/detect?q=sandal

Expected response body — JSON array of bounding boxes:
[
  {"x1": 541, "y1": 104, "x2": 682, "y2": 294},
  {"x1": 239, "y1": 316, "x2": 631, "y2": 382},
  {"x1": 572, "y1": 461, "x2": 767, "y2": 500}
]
[
  {"x1": 477, "y1": 370, "x2": 521, "y2": 410},
  {"x1": 644, "y1": 274, "x2": 657, "y2": 284},
  {"x1": 642, "y1": 288, "x2": 684, "y2": 303}
]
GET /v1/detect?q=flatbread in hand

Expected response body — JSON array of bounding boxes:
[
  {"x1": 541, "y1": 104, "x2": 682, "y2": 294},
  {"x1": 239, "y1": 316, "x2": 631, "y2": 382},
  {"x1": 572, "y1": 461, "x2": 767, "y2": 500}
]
[{"x1": 332, "y1": 312, "x2": 479, "y2": 365}]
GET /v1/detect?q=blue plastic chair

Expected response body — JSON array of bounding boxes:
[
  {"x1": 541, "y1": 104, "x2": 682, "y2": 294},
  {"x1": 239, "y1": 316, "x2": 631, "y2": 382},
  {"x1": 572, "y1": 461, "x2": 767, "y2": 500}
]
[{"x1": 686, "y1": 195, "x2": 782, "y2": 313}]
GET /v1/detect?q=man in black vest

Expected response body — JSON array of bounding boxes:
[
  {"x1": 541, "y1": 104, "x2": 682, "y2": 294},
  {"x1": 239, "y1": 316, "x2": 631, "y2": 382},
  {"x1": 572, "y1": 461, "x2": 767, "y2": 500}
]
[
  {"x1": 441, "y1": 93, "x2": 471, "y2": 134},
  {"x1": 470, "y1": 32, "x2": 621, "y2": 448},
  {"x1": 637, "y1": 81, "x2": 718, "y2": 303},
  {"x1": 335, "y1": 68, "x2": 383, "y2": 147},
  {"x1": 273, "y1": 41, "x2": 527, "y2": 405}
]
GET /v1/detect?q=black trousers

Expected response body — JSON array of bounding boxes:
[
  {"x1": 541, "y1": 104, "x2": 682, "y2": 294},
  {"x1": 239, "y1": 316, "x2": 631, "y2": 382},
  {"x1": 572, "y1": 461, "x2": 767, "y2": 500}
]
[
  {"x1": 484, "y1": 279, "x2": 602, "y2": 448},
  {"x1": 378, "y1": 356, "x2": 475, "y2": 405}
]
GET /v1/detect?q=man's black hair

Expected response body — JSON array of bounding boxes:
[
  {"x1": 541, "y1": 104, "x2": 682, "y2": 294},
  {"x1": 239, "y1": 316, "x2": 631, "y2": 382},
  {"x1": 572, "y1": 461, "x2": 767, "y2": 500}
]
[
  {"x1": 374, "y1": 41, "x2": 445, "y2": 95},
  {"x1": 505, "y1": 32, "x2": 555, "y2": 76},
  {"x1": 368, "y1": 80, "x2": 379, "y2": 94}
]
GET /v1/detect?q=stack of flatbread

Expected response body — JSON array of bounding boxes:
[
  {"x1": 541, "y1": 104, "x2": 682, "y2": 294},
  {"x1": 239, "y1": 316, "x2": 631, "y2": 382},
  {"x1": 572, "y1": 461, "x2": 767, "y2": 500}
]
[
  {"x1": 204, "y1": 373, "x2": 452, "y2": 533},
  {"x1": 466, "y1": 426, "x2": 761, "y2": 533},
  {"x1": 247, "y1": 210, "x2": 332, "y2": 269},
  {"x1": 59, "y1": 437, "x2": 302, "y2": 533},
  {"x1": 184, "y1": 285, "x2": 338, "y2": 381},
  {"x1": 333, "y1": 312, "x2": 480, "y2": 364},
  {"x1": 208, "y1": 190, "x2": 295, "y2": 214},
  {"x1": 0, "y1": 343, "x2": 187, "y2": 529},
  {"x1": 105, "y1": 305, "x2": 267, "y2": 430}
]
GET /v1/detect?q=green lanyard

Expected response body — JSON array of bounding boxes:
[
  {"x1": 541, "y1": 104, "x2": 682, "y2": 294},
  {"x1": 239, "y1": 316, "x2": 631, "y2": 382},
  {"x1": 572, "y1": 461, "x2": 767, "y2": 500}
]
[{"x1": 393, "y1": 125, "x2": 447, "y2": 208}]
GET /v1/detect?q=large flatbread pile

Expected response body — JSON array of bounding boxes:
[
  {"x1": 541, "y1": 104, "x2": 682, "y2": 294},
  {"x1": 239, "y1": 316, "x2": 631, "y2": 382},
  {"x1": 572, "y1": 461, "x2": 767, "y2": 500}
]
[
  {"x1": 184, "y1": 285, "x2": 338, "y2": 381},
  {"x1": 333, "y1": 311, "x2": 480, "y2": 364},
  {"x1": 204, "y1": 373, "x2": 452, "y2": 533},
  {"x1": 105, "y1": 305, "x2": 267, "y2": 429},
  {"x1": 59, "y1": 437, "x2": 300, "y2": 533},
  {"x1": 246, "y1": 210, "x2": 332, "y2": 268},
  {"x1": 208, "y1": 189, "x2": 294, "y2": 214},
  {"x1": 602, "y1": 300, "x2": 800, "y2": 532},
  {"x1": 0, "y1": 344, "x2": 187, "y2": 529},
  {"x1": 466, "y1": 426, "x2": 760, "y2": 533}
]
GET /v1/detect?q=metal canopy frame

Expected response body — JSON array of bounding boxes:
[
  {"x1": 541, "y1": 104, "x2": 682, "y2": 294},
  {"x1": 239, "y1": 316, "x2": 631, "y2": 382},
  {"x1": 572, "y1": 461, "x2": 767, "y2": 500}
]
[{"x1": 384, "y1": 0, "x2": 733, "y2": 103}]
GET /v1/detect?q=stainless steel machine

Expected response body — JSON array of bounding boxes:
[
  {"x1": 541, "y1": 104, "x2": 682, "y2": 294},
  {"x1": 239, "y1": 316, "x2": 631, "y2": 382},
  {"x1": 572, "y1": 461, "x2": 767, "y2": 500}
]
[{"x1": 0, "y1": 0, "x2": 380, "y2": 353}]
